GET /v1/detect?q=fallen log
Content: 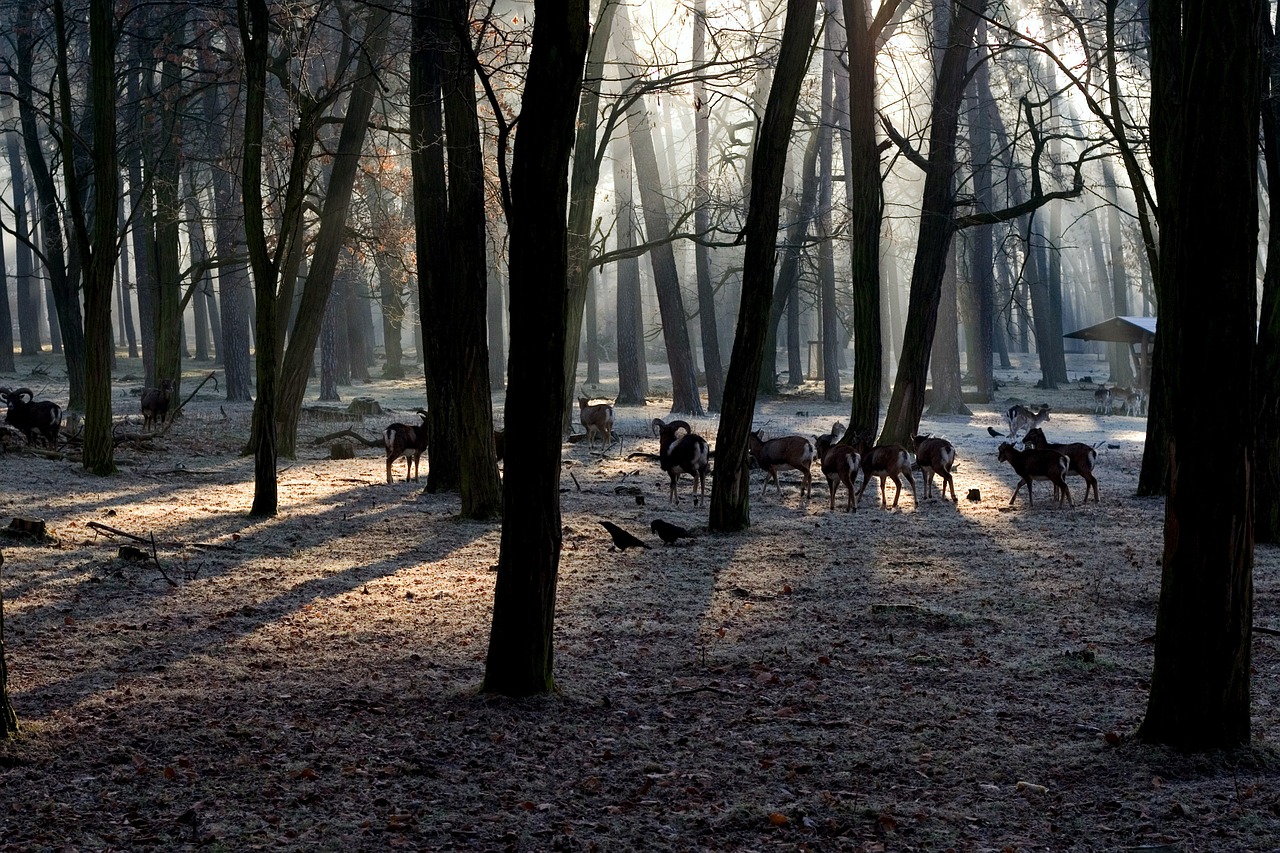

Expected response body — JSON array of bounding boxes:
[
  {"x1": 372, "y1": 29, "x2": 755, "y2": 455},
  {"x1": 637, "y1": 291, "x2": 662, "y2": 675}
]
[{"x1": 312, "y1": 429, "x2": 382, "y2": 448}]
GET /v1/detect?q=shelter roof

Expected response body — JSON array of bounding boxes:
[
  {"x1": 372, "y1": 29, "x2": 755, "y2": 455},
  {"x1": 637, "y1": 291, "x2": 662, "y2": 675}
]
[{"x1": 1063, "y1": 316, "x2": 1156, "y2": 344}]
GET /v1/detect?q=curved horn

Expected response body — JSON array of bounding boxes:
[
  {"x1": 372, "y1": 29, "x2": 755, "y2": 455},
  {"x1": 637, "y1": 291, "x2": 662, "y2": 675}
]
[
  {"x1": 415, "y1": 408, "x2": 428, "y2": 420},
  {"x1": 666, "y1": 420, "x2": 693, "y2": 437},
  {"x1": 13, "y1": 388, "x2": 34, "y2": 403},
  {"x1": 651, "y1": 417, "x2": 666, "y2": 437}
]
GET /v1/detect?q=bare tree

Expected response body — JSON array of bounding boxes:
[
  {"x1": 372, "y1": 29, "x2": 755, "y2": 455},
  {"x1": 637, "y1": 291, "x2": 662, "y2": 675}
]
[
  {"x1": 483, "y1": 0, "x2": 591, "y2": 696},
  {"x1": 709, "y1": 0, "x2": 819, "y2": 533}
]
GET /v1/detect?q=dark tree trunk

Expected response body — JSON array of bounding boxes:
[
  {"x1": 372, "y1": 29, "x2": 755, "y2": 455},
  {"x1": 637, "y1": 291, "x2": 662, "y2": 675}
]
[
  {"x1": 709, "y1": 0, "x2": 819, "y2": 533},
  {"x1": 116, "y1": 199, "x2": 138, "y2": 359},
  {"x1": 561, "y1": 0, "x2": 617, "y2": 419},
  {"x1": 319, "y1": 278, "x2": 341, "y2": 401},
  {"x1": 277, "y1": 4, "x2": 391, "y2": 458},
  {"x1": 16, "y1": 8, "x2": 84, "y2": 405},
  {"x1": 210, "y1": 93, "x2": 253, "y2": 402},
  {"x1": 411, "y1": 0, "x2": 501, "y2": 517},
  {"x1": 149, "y1": 6, "x2": 188, "y2": 403},
  {"x1": 368, "y1": 177, "x2": 406, "y2": 380},
  {"x1": 241, "y1": 0, "x2": 281, "y2": 517},
  {"x1": 1136, "y1": 0, "x2": 1256, "y2": 751},
  {"x1": 786, "y1": 278, "x2": 803, "y2": 385},
  {"x1": 1256, "y1": 5, "x2": 1280, "y2": 544},
  {"x1": 343, "y1": 256, "x2": 371, "y2": 384},
  {"x1": 612, "y1": 132, "x2": 648, "y2": 405},
  {"x1": 693, "y1": 0, "x2": 724, "y2": 411},
  {"x1": 482, "y1": 0, "x2": 590, "y2": 696},
  {"x1": 81, "y1": 0, "x2": 119, "y2": 475},
  {"x1": 5, "y1": 130, "x2": 39, "y2": 357},
  {"x1": 0, "y1": 225, "x2": 13, "y2": 373},
  {"x1": 880, "y1": 0, "x2": 984, "y2": 446}
]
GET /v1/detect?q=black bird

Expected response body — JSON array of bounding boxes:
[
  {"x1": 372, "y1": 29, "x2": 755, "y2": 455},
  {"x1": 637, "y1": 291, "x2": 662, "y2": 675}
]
[
  {"x1": 987, "y1": 426, "x2": 1005, "y2": 438},
  {"x1": 650, "y1": 518, "x2": 696, "y2": 545},
  {"x1": 600, "y1": 521, "x2": 650, "y2": 552}
]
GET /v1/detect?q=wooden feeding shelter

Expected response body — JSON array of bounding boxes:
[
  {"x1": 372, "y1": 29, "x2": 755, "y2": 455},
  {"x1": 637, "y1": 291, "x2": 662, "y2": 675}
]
[{"x1": 1063, "y1": 315, "x2": 1156, "y2": 389}]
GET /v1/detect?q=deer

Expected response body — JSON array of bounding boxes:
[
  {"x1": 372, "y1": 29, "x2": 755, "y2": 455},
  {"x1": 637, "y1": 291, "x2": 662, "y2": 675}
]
[
  {"x1": 141, "y1": 378, "x2": 175, "y2": 431},
  {"x1": 747, "y1": 430, "x2": 817, "y2": 499},
  {"x1": 912, "y1": 434, "x2": 957, "y2": 501},
  {"x1": 385, "y1": 410, "x2": 430, "y2": 483},
  {"x1": 651, "y1": 418, "x2": 710, "y2": 505},
  {"x1": 820, "y1": 443, "x2": 860, "y2": 512},
  {"x1": 997, "y1": 442, "x2": 1072, "y2": 507},
  {"x1": 1006, "y1": 404, "x2": 1051, "y2": 440},
  {"x1": 578, "y1": 396, "x2": 614, "y2": 450},
  {"x1": 852, "y1": 432, "x2": 917, "y2": 509},
  {"x1": 1023, "y1": 427, "x2": 1099, "y2": 503}
]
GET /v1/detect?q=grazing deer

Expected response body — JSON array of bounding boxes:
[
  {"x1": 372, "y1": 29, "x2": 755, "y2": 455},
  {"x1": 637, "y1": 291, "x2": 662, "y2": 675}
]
[{"x1": 1006, "y1": 404, "x2": 1051, "y2": 440}]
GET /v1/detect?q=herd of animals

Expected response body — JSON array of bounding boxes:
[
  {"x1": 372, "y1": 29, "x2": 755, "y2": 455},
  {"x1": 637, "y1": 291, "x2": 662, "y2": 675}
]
[
  {"x1": 0, "y1": 384, "x2": 1108, "y2": 517},
  {"x1": 382, "y1": 396, "x2": 1106, "y2": 523},
  {"x1": 0, "y1": 382, "x2": 176, "y2": 450}
]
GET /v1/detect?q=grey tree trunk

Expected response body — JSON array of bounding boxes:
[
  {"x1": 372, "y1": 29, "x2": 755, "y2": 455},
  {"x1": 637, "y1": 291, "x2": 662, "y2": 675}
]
[
  {"x1": 612, "y1": 132, "x2": 648, "y2": 405},
  {"x1": 709, "y1": 0, "x2": 819, "y2": 532},
  {"x1": 928, "y1": 243, "x2": 970, "y2": 414},
  {"x1": 693, "y1": 0, "x2": 725, "y2": 410},
  {"x1": 5, "y1": 130, "x2": 39, "y2": 357},
  {"x1": 618, "y1": 5, "x2": 702, "y2": 415},
  {"x1": 818, "y1": 0, "x2": 841, "y2": 401}
]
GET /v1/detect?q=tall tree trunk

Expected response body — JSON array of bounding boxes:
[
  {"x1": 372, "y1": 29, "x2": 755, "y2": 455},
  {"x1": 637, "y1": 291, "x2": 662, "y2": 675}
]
[
  {"x1": 211, "y1": 92, "x2": 252, "y2": 402},
  {"x1": 276, "y1": 3, "x2": 391, "y2": 459},
  {"x1": 709, "y1": 0, "x2": 819, "y2": 533},
  {"x1": 1102, "y1": 160, "x2": 1137, "y2": 385},
  {"x1": 1256, "y1": 4, "x2": 1280, "y2": 543},
  {"x1": 618, "y1": 5, "x2": 702, "y2": 415},
  {"x1": 1137, "y1": 0, "x2": 1256, "y2": 751},
  {"x1": 613, "y1": 132, "x2": 648, "y2": 405},
  {"x1": 82, "y1": 0, "x2": 120, "y2": 475},
  {"x1": 842, "y1": 0, "x2": 885, "y2": 434},
  {"x1": 241, "y1": 0, "x2": 281, "y2": 516},
  {"x1": 0, "y1": 225, "x2": 12, "y2": 373},
  {"x1": 487, "y1": 238, "x2": 505, "y2": 391},
  {"x1": 928, "y1": 243, "x2": 969, "y2": 414},
  {"x1": 880, "y1": 0, "x2": 984, "y2": 446},
  {"x1": 16, "y1": 8, "x2": 85, "y2": 406},
  {"x1": 5, "y1": 131, "x2": 39, "y2": 357},
  {"x1": 482, "y1": 0, "x2": 590, "y2": 696},
  {"x1": 410, "y1": 0, "x2": 501, "y2": 517},
  {"x1": 561, "y1": 0, "x2": 618, "y2": 420},
  {"x1": 693, "y1": 0, "x2": 725, "y2": 410},
  {"x1": 962, "y1": 21, "x2": 995, "y2": 400},
  {"x1": 319, "y1": 278, "x2": 341, "y2": 401},
  {"x1": 760, "y1": 129, "x2": 821, "y2": 396},
  {"x1": 818, "y1": 0, "x2": 841, "y2": 402}
]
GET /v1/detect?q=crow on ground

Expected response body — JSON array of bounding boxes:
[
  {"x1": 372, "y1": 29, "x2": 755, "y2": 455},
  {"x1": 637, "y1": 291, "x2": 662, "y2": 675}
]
[
  {"x1": 600, "y1": 521, "x2": 650, "y2": 552},
  {"x1": 650, "y1": 518, "x2": 696, "y2": 545},
  {"x1": 987, "y1": 426, "x2": 1004, "y2": 438}
]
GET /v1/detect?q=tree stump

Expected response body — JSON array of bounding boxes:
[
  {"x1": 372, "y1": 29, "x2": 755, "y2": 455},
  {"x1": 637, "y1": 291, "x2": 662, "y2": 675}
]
[
  {"x1": 347, "y1": 397, "x2": 383, "y2": 417},
  {"x1": 329, "y1": 441, "x2": 355, "y2": 460}
]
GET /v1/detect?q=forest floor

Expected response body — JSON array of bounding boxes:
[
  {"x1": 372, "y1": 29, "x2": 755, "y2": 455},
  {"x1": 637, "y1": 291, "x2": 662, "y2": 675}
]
[{"x1": 1, "y1": 351, "x2": 1278, "y2": 852}]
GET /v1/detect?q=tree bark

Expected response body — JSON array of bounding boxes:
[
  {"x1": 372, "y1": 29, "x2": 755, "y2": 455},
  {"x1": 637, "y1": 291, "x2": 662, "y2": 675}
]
[
  {"x1": 1102, "y1": 161, "x2": 1137, "y2": 386},
  {"x1": 410, "y1": 0, "x2": 501, "y2": 517},
  {"x1": 618, "y1": 5, "x2": 702, "y2": 415},
  {"x1": 709, "y1": 0, "x2": 818, "y2": 533},
  {"x1": 82, "y1": 0, "x2": 120, "y2": 475},
  {"x1": 880, "y1": 0, "x2": 984, "y2": 447},
  {"x1": 1256, "y1": 4, "x2": 1280, "y2": 544},
  {"x1": 961, "y1": 23, "x2": 995, "y2": 400},
  {"x1": 4, "y1": 130, "x2": 38, "y2": 358},
  {"x1": 818, "y1": 0, "x2": 841, "y2": 402},
  {"x1": 276, "y1": 4, "x2": 391, "y2": 459},
  {"x1": 1136, "y1": 0, "x2": 1256, "y2": 751},
  {"x1": 483, "y1": 0, "x2": 590, "y2": 696},
  {"x1": 927, "y1": 243, "x2": 970, "y2": 414},
  {"x1": 561, "y1": 0, "x2": 618, "y2": 420},
  {"x1": 693, "y1": 0, "x2": 725, "y2": 411},
  {"x1": 612, "y1": 132, "x2": 648, "y2": 405},
  {"x1": 0, "y1": 220, "x2": 13, "y2": 373}
]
